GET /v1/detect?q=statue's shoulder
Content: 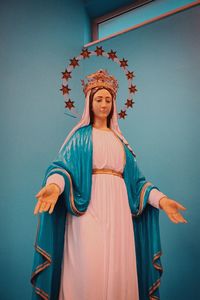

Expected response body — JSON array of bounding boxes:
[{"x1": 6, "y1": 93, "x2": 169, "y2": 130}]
[
  {"x1": 60, "y1": 125, "x2": 92, "y2": 155},
  {"x1": 75, "y1": 124, "x2": 92, "y2": 135},
  {"x1": 65, "y1": 125, "x2": 92, "y2": 148}
]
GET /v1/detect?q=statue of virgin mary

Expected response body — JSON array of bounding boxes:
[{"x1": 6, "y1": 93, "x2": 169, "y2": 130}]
[{"x1": 31, "y1": 69, "x2": 187, "y2": 300}]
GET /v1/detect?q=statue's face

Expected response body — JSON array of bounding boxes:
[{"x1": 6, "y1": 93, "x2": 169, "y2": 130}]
[{"x1": 92, "y1": 88, "x2": 113, "y2": 120}]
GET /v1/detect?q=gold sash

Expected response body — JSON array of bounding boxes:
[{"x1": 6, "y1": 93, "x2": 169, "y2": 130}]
[{"x1": 92, "y1": 168, "x2": 123, "y2": 178}]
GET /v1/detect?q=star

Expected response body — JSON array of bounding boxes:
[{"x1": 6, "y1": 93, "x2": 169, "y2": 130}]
[
  {"x1": 118, "y1": 110, "x2": 127, "y2": 119},
  {"x1": 126, "y1": 71, "x2": 135, "y2": 80},
  {"x1": 125, "y1": 99, "x2": 134, "y2": 108},
  {"x1": 65, "y1": 99, "x2": 75, "y2": 110},
  {"x1": 108, "y1": 50, "x2": 117, "y2": 60},
  {"x1": 81, "y1": 79, "x2": 85, "y2": 87},
  {"x1": 62, "y1": 70, "x2": 72, "y2": 80},
  {"x1": 69, "y1": 57, "x2": 79, "y2": 68},
  {"x1": 80, "y1": 48, "x2": 91, "y2": 59},
  {"x1": 95, "y1": 46, "x2": 104, "y2": 56},
  {"x1": 119, "y1": 58, "x2": 128, "y2": 68},
  {"x1": 129, "y1": 84, "x2": 137, "y2": 94},
  {"x1": 60, "y1": 84, "x2": 71, "y2": 95}
]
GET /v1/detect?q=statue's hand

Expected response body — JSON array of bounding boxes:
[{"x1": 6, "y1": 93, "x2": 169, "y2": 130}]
[
  {"x1": 34, "y1": 183, "x2": 61, "y2": 215},
  {"x1": 159, "y1": 197, "x2": 188, "y2": 224}
]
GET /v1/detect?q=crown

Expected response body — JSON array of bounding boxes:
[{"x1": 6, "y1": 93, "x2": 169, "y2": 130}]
[{"x1": 83, "y1": 69, "x2": 118, "y2": 96}]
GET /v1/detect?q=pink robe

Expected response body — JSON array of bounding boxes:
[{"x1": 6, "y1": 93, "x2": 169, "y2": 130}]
[{"x1": 55, "y1": 127, "x2": 162, "y2": 300}]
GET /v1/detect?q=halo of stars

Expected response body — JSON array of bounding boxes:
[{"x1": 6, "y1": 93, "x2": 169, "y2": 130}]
[{"x1": 61, "y1": 46, "x2": 137, "y2": 119}]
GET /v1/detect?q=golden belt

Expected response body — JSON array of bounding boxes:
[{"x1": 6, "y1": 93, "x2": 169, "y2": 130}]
[{"x1": 92, "y1": 168, "x2": 123, "y2": 178}]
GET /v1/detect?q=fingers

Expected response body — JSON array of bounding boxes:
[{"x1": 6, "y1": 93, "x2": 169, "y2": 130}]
[
  {"x1": 34, "y1": 192, "x2": 57, "y2": 215},
  {"x1": 34, "y1": 200, "x2": 55, "y2": 214},
  {"x1": 167, "y1": 212, "x2": 188, "y2": 224},
  {"x1": 35, "y1": 186, "x2": 47, "y2": 198},
  {"x1": 34, "y1": 189, "x2": 58, "y2": 215},
  {"x1": 168, "y1": 214, "x2": 179, "y2": 224},
  {"x1": 176, "y1": 203, "x2": 187, "y2": 211},
  {"x1": 34, "y1": 200, "x2": 43, "y2": 215},
  {"x1": 171, "y1": 200, "x2": 186, "y2": 210},
  {"x1": 163, "y1": 199, "x2": 187, "y2": 224},
  {"x1": 174, "y1": 213, "x2": 188, "y2": 223},
  {"x1": 39, "y1": 201, "x2": 47, "y2": 213},
  {"x1": 36, "y1": 189, "x2": 58, "y2": 204},
  {"x1": 49, "y1": 203, "x2": 56, "y2": 214},
  {"x1": 43, "y1": 202, "x2": 51, "y2": 212}
]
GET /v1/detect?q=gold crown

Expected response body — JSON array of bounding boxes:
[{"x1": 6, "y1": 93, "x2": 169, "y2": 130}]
[{"x1": 83, "y1": 69, "x2": 118, "y2": 96}]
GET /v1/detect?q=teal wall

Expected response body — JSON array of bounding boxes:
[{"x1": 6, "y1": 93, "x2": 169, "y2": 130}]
[
  {"x1": 85, "y1": 5, "x2": 199, "y2": 300},
  {"x1": 0, "y1": 0, "x2": 199, "y2": 299},
  {"x1": 0, "y1": 0, "x2": 89, "y2": 299},
  {"x1": 99, "y1": 0, "x2": 197, "y2": 39}
]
